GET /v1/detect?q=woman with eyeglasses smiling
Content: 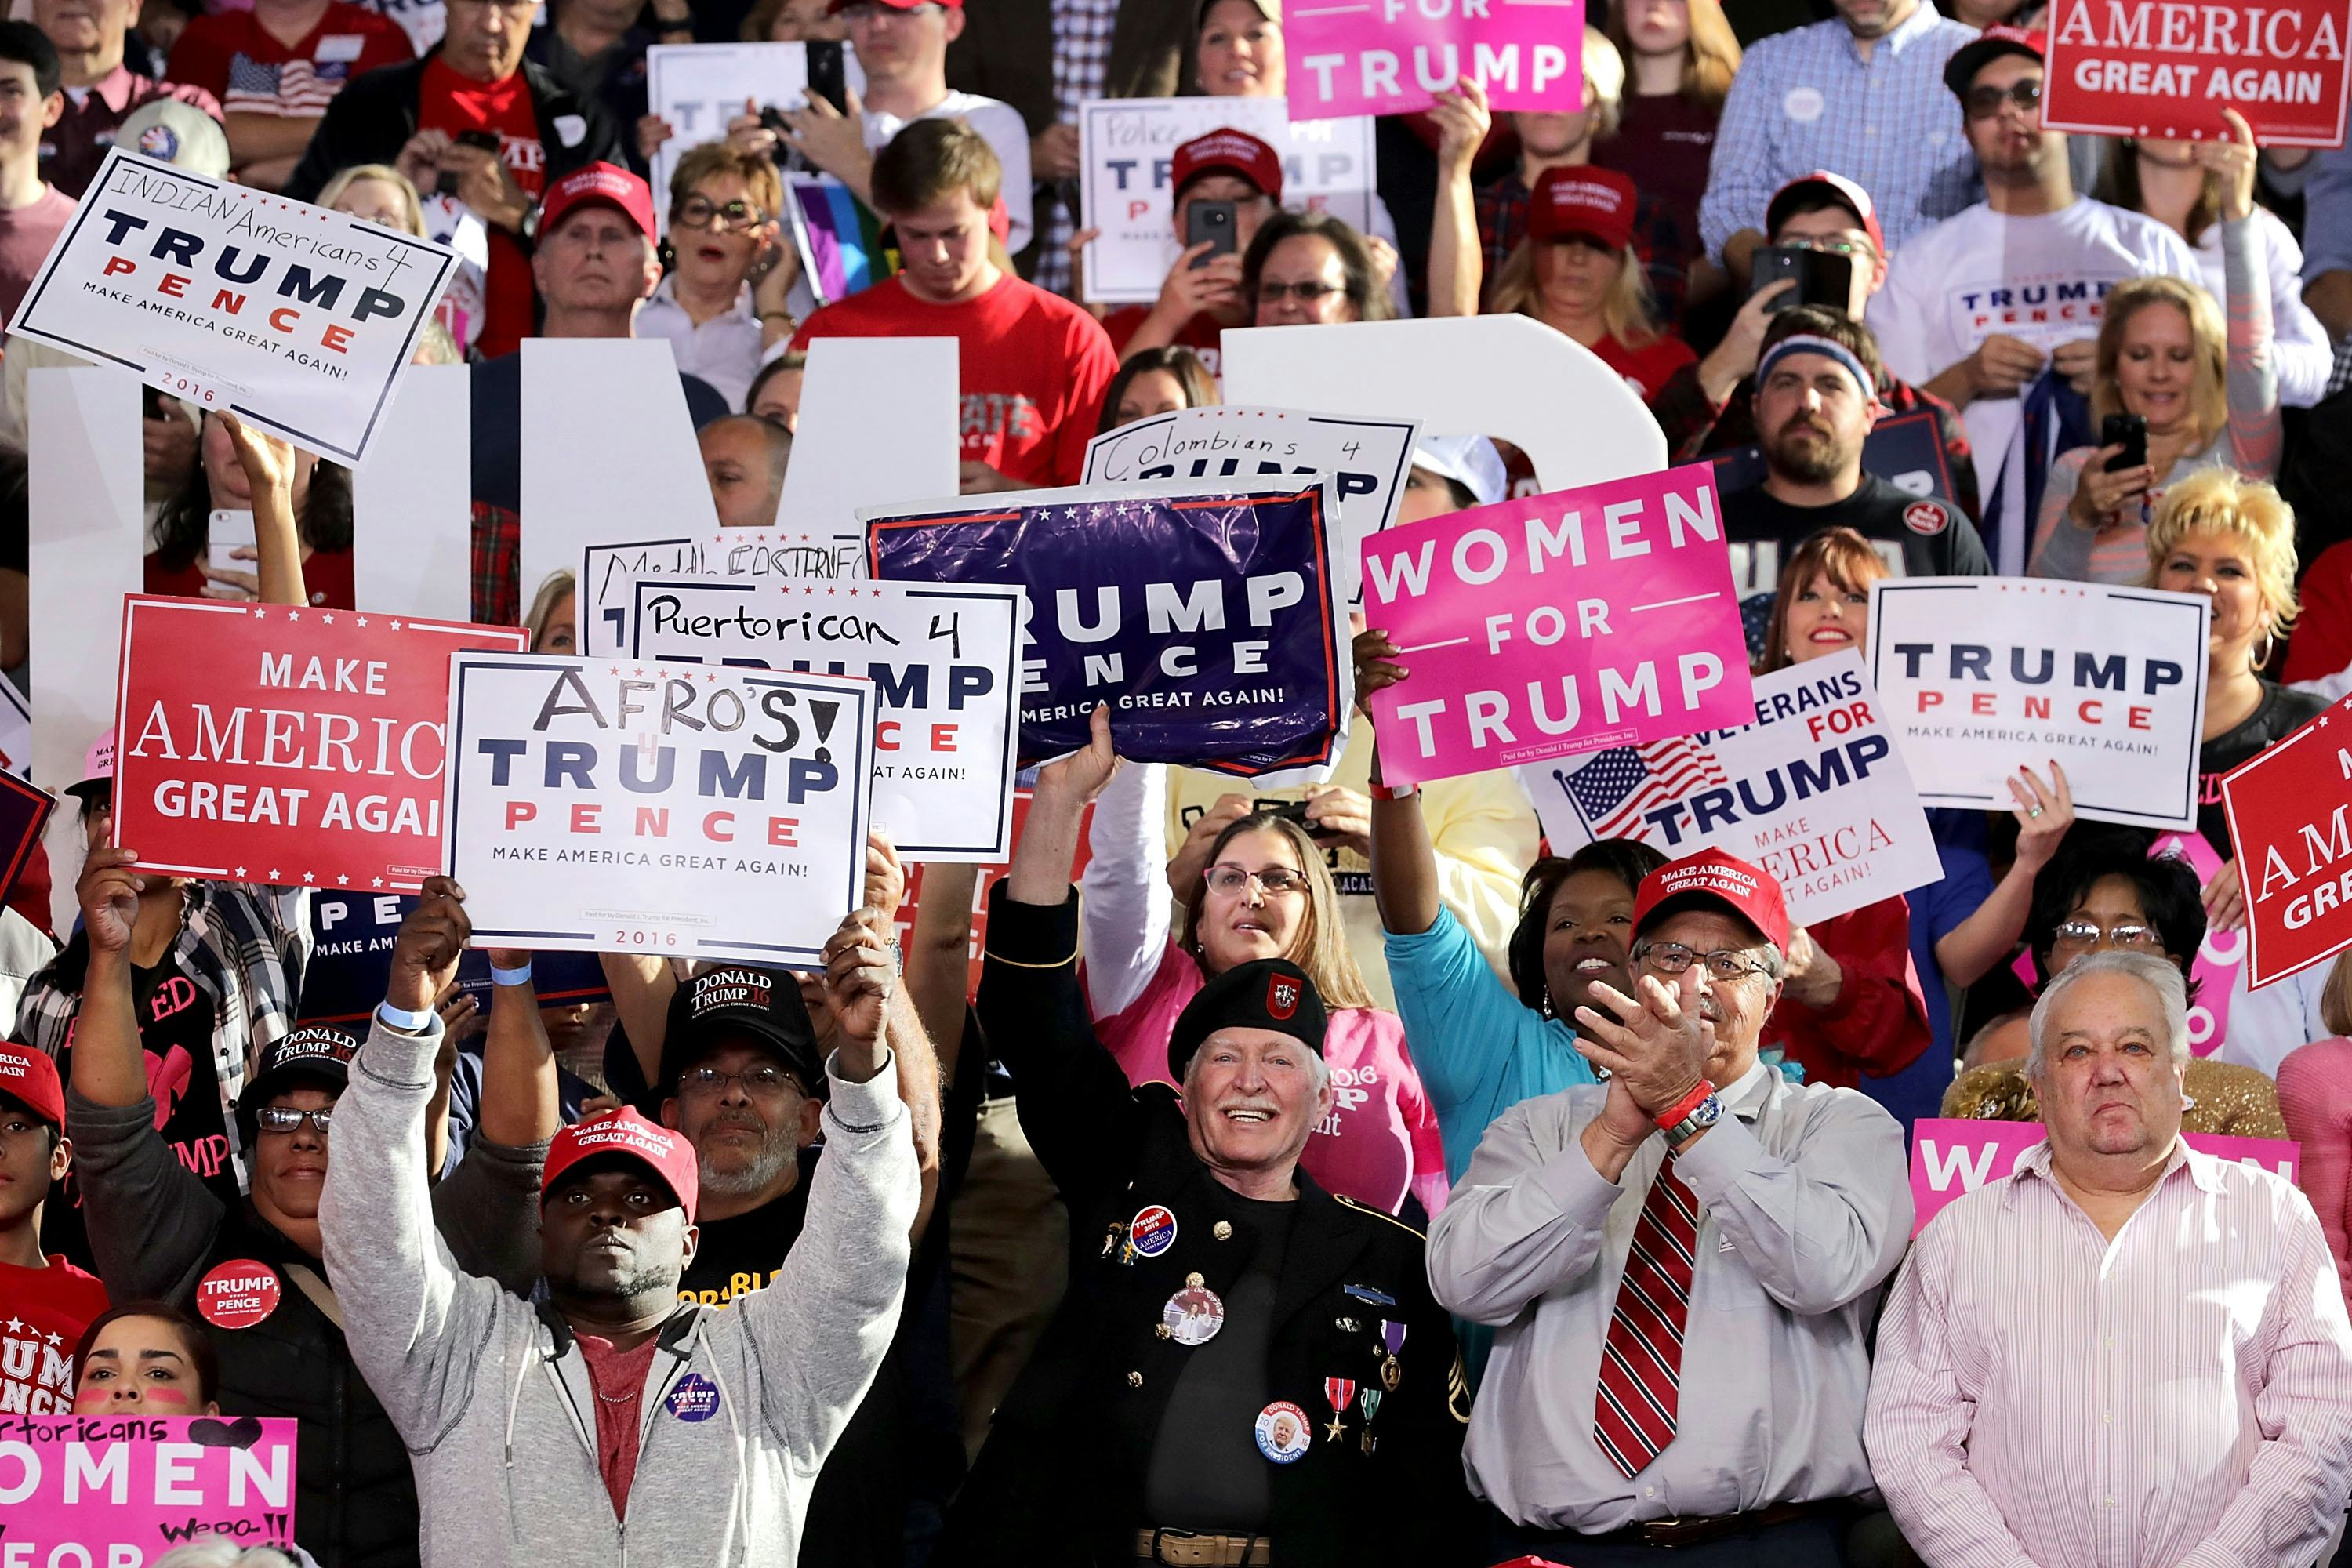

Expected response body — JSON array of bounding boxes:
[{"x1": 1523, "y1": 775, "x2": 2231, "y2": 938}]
[
  {"x1": 1007, "y1": 707, "x2": 1451, "y2": 1219},
  {"x1": 636, "y1": 141, "x2": 793, "y2": 411},
  {"x1": 1241, "y1": 209, "x2": 1395, "y2": 328}
]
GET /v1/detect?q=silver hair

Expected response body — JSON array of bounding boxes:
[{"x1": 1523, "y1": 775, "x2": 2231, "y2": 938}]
[
  {"x1": 1180, "y1": 1036, "x2": 1333, "y2": 1097},
  {"x1": 2027, "y1": 949, "x2": 2190, "y2": 1076}
]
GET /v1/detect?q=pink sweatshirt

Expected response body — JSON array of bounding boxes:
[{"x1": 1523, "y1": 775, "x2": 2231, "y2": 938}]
[
  {"x1": 1096, "y1": 941, "x2": 1450, "y2": 1220},
  {"x1": 2278, "y1": 1036, "x2": 2352, "y2": 1304}
]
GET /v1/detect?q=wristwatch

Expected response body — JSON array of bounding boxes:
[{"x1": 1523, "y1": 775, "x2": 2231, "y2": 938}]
[{"x1": 1659, "y1": 1091, "x2": 1724, "y2": 1151}]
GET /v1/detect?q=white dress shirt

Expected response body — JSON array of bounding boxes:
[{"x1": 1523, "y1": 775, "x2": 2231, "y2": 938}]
[
  {"x1": 1426, "y1": 1060, "x2": 1912, "y2": 1532},
  {"x1": 637, "y1": 274, "x2": 765, "y2": 412},
  {"x1": 1867, "y1": 1138, "x2": 2352, "y2": 1568}
]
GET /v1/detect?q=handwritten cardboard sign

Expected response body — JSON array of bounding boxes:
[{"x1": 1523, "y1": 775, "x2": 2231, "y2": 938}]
[{"x1": 0, "y1": 1413, "x2": 299, "y2": 1563}]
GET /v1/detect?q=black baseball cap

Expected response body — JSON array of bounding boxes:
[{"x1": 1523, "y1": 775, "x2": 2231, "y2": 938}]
[
  {"x1": 659, "y1": 966, "x2": 826, "y2": 1100},
  {"x1": 235, "y1": 1025, "x2": 356, "y2": 1144},
  {"x1": 1943, "y1": 24, "x2": 2045, "y2": 96},
  {"x1": 1167, "y1": 958, "x2": 1328, "y2": 1082}
]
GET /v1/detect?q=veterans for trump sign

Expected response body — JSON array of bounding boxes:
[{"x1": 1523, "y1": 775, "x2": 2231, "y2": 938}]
[
  {"x1": 1867, "y1": 578, "x2": 2210, "y2": 831},
  {"x1": 1076, "y1": 97, "x2": 1377, "y2": 303},
  {"x1": 2044, "y1": 0, "x2": 2349, "y2": 146},
  {"x1": 9, "y1": 149, "x2": 458, "y2": 464},
  {"x1": 863, "y1": 478, "x2": 1352, "y2": 783},
  {"x1": 0, "y1": 1412, "x2": 299, "y2": 1564},
  {"x1": 622, "y1": 575, "x2": 1022, "y2": 861},
  {"x1": 1286, "y1": 0, "x2": 1587, "y2": 120},
  {"x1": 2223, "y1": 691, "x2": 2352, "y2": 988},
  {"x1": 1359, "y1": 463, "x2": 1750, "y2": 788},
  {"x1": 442, "y1": 654, "x2": 873, "y2": 963},
  {"x1": 1519, "y1": 652, "x2": 1940, "y2": 925},
  {"x1": 1082, "y1": 405, "x2": 1418, "y2": 606},
  {"x1": 113, "y1": 598, "x2": 529, "y2": 892}
]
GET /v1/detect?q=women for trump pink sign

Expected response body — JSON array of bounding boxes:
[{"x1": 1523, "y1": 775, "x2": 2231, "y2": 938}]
[
  {"x1": 1288, "y1": 0, "x2": 1588, "y2": 119},
  {"x1": 1360, "y1": 463, "x2": 1753, "y2": 787}
]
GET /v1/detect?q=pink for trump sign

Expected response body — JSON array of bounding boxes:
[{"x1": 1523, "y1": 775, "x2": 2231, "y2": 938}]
[
  {"x1": 0, "y1": 1413, "x2": 299, "y2": 1563},
  {"x1": 1909, "y1": 1119, "x2": 2296, "y2": 1233},
  {"x1": 1287, "y1": 0, "x2": 1587, "y2": 121},
  {"x1": 1360, "y1": 463, "x2": 1752, "y2": 787}
]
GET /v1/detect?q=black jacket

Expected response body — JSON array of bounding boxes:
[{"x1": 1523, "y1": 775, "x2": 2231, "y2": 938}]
[
  {"x1": 942, "y1": 886, "x2": 1476, "y2": 1568},
  {"x1": 282, "y1": 50, "x2": 628, "y2": 206}
]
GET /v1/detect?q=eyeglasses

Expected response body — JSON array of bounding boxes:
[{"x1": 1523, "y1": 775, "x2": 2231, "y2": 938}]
[
  {"x1": 674, "y1": 196, "x2": 768, "y2": 231},
  {"x1": 1257, "y1": 280, "x2": 1344, "y2": 304},
  {"x1": 1632, "y1": 940, "x2": 1775, "y2": 982},
  {"x1": 1964, "y1": 78, "x2": 2043, "y2": 119},
  {"x1": 255, "y1": 1105, "x2": 332, "y2": 1136},
  {"x1": 2052, "y1": 920, "x2": 2161, "y2": 949},
  {"x1": 1204, "y1": 863, "x2": 1308, "y2": 897},
  {"x1": 680, "y1": 1064, "x2": 805, "y2": 1098},
  {"x1": 1776, "y1": 234, "x2": 1873, "y2": 258}
]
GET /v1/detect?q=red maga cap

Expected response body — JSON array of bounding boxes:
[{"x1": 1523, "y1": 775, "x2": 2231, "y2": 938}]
[
  {"x1": 1171, "y1": 128, "x2": 1284, "y2": 205},
  {"x1": 538, "y1": 162, "x2": 659, "y2": 245},
  {"x1": 1766, "y1": 169, "x2": 1886, "y2": 256},
  {"x1": 0, "y1": 1040, "x2": 63, "y2": 1127},
  {"x1": 1632, "y1": 849, "x2": 1791, "y2": 955},
  {"x1": 543, "y1": 1108, "x2": 701, "y2": 1225},
  {"x1": 1527, "y1": 165, "x2": 1636, "y2": 252}
]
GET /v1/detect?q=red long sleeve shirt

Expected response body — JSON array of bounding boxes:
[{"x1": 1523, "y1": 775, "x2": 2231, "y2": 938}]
[{"x1": 1762, "y1": 895, "x2": 1932, "y2": 1090}]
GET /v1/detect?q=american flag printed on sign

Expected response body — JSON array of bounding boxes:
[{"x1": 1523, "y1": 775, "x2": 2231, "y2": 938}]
[
  {"x1": 1558, "y1": 738, "x2": 1729, "y2": 841},
  {"x1": 225, "y1": 53, "x2": 350, "y2": 116}
]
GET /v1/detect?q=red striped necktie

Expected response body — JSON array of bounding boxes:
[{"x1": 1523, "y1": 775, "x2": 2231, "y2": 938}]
[{"x1": 1593, "y1": 1158, "x2": 1700, "y2": 1479}]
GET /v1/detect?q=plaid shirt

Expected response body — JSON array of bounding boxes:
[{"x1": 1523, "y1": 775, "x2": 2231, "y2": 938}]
[
  {"x1": 1697, "y1": 3, "x2": 1980, "y2": 258},
  {"x1": 1474, "y1": 169, "x2": 1693, "y2": 326},
  {"x1": 1039, "y1": 0, "x2": 1120, "y2": 294},
  {"x1": 17, "y1": 880, "x2": 311, "y2": 1181},
  {"x1": 472, "y1": 503, "x2": 522, "y2": 629}
]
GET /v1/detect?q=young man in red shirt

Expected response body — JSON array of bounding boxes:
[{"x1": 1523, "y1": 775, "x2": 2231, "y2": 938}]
[
  {"x1": 793, "y1": 117, "x2": 1116, "y2": 491},
  {"x1": 165, "y1": 0, "x2": 411, "y2": 189},
  {"x1": 0, "y1": 1042, "x2": 108, "y2": 1415},
  {"x1": 1098, "y1": 126, "x2": 1281, "y2": 381},
  {"x1": 282, "y1": 0, "x2": 629, "y2": 358}
]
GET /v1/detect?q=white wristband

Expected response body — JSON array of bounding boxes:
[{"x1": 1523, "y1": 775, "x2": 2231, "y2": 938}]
[
  {"x1": 376, "y1": 1000, "x2": 434, "y2": 1033},
  {"x1": 491, "y1": 962, "x2": 534, "y2": 987}
]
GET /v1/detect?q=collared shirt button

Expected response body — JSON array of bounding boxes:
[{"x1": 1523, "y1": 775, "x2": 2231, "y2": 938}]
[{"x1": 1127, "y1": 1371, "x2": 1143, "y2": 1388}]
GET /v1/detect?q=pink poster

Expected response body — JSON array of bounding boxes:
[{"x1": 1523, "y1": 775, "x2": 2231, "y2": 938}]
[
  {"x1": 1288, "y1": 0, "x2": 1588, "y2": 120},
  {"x1": 1360, "y1": 463, "x2": 1752, "y2": 787},
  {"x1": 0, "y1": 1414, "x2": 297, "y2": 1561},
  {"x1": 1909, "y1": 1118, "x2": 2296, "y2": 1233}
]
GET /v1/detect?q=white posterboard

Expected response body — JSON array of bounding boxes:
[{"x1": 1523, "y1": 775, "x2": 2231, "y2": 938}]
[
  {"x1": 27, "y1": 366, "x2": 143, "y2": 793},
  {"x1": 12, "y1": 150, "x2": 458, "y2": 464},
  {"x1": 648, "y1": 42, "x2": 866, "y2": 237},
  {"x1": 1082, "y1": 404, "x2": 1417, "y2": 606},
  {"x1": 1079, "y1": 96, "x2": 1377, "y2": 303},
  {"x1": 622, "y1": 575, "x2": 1024, "y2": 859},
  {"x1": 775, "y1": 335, "x2": 958, "y2": 546},
  {"x1": 352, "y1": 362, "x2": 472, "y2": 622}
]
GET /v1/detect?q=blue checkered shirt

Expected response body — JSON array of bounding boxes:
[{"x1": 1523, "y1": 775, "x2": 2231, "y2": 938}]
[{"x1": 1698, "y1": 2, "x2": 1981, "y2": 260}]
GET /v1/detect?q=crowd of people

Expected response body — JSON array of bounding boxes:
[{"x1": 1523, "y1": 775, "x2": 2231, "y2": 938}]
[{"x1": 2, "y1": 0, "x2": 2352, "y2": 1564}]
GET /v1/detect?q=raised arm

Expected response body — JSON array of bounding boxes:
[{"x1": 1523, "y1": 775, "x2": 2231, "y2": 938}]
[
  {"x1": 1360, "y1": 628, "x2": 1442, "y2": 938},
  {"x1": 866, "y1": 830, "x2": 943, "y2": 1241},
  {"x1": 428, "y1": 942, "x2": 560, "y2": 1294},
  {"x1": 219, "y1": 414, "x2": 309, "y2": 610},
  {"x1": 735, "y1": 906, "x2": 918, "y2": 1473},
  {"x1": 2212, "y1": 112, "x2": 2282, "y2": 474},
  {"x1": 321, "y1": 880, "x2": 514, "y2": 1447},
  {"x1": 1077, "y1": 755, "x2": 1172, "y2": 1019},
  {"x1": 1424, "y1": 78, "x2": 1490, "y2": 319},
  {"x1": 600, "y1": 952, "x2": 679, "y2": 1093},
  {"x1": 904, "y1": 860, "x2": 978, "y2": 1084}
]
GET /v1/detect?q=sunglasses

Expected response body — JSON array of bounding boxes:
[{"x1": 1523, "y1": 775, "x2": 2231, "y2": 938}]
[
  {"x1": 1965, "y1": 78, "x2": 2043, "y2": 119},
  {"x1": 1258, "y1": 280, "x2": 1344, "y2": 304}
]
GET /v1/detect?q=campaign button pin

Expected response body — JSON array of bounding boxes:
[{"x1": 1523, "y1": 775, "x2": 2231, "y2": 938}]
[
  {"x1": 1254, "y1": 1400, "x2": 1312, "y2": 1464},
  {"x1": 196, "y1": 1261, "x2": 281, "y2": 1330},
  {"x1": 666, "y1": 1372, "x2": 721, "y2": 1422},
  {"x1": 1129, "y1": 1204, "x2": 1178, "y2": 1258},
  {"x1": 1163, "y1": 1284, "x2": 1226, "y2": 1346}
]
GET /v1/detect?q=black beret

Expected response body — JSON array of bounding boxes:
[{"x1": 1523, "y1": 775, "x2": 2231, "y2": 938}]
[{"x1": 1167, "y1": 958, "x2": 1329, "y2": 1082}]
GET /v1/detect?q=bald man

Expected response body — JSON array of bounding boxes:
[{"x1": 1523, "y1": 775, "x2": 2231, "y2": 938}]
[{"x1": 700, "y1": 414, "x2": 794, "y2": 530}]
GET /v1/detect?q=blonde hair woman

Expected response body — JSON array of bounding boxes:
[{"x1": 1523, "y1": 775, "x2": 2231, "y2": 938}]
[
  {"x1": 2031, "y1": 109, "x2": 2279, "y2": 584},
  {"x1": 2144, "y1": 470, "x2": 2318, "y2": 934}
]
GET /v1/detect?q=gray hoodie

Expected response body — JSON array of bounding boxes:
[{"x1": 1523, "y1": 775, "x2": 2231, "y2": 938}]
[{"x1": 320, "y1": 1018, "x2": 918, "y2": 1567}]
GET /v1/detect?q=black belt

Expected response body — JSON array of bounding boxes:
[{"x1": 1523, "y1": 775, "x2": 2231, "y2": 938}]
[{"x1": 1584, "y1": 1497, "x2": 1846, "y2": 1550}]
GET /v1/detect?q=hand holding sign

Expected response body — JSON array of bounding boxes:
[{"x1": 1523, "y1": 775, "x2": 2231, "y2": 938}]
[
  {"x1": 1038, "y1": 702, "x2": 1123, "y2": 808},
  {"x1": 78, "y1": 844, "x2": 144, "y2": 958},
  {"x1": 390, "y1": 876, "x2": 471, "y2": 1014},
  {"x1": 2207, "y1": 107, "x2": 2260, "y2": 222},
  {"x1": 2008, "y1": 763, "x2": 2076, "y2": 872},
  {"x1": 822, "y1": 906, "x2": 896, "y2": 1080}
]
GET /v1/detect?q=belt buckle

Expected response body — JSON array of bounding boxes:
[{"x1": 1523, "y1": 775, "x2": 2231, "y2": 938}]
[
  {"x1": 1639, "y1": 1515, "x2": 1704, "y2": 1549},
  {"x1": 1152, "y1": 1530, "x2": 1221, "y2": 1566}
]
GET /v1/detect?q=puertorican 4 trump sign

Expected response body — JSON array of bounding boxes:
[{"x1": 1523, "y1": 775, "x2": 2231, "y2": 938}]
[
  {"x1": 9, "y1": 149, "x2": 458, "y2": 463},
  {"x1": 113, "y1": 598, "x2": 529, "y2": 892},
  {"x1": 2043, "y1": 0, "x2": 2350, "y2": 146},
  {"x1": 1359, "y1": 462, "x2": 1751, "y2": 788}
]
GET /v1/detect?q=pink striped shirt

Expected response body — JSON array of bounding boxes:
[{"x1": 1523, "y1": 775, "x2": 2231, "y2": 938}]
[{"x1": 1865, "y1": 1138, "x2": 2352, "y2": 1568}]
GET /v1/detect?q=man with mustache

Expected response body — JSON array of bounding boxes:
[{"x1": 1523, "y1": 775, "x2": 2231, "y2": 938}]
[
  {"x1": 1720, "y1": 306, "x2": 1992, "y2": 595},
  {"x1": 1428, "y1": 850, "x2": 1910, "y2": 1564},
  {"x1": 941, "y1": 717, "x2": 1474, "y2": 1566}
]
